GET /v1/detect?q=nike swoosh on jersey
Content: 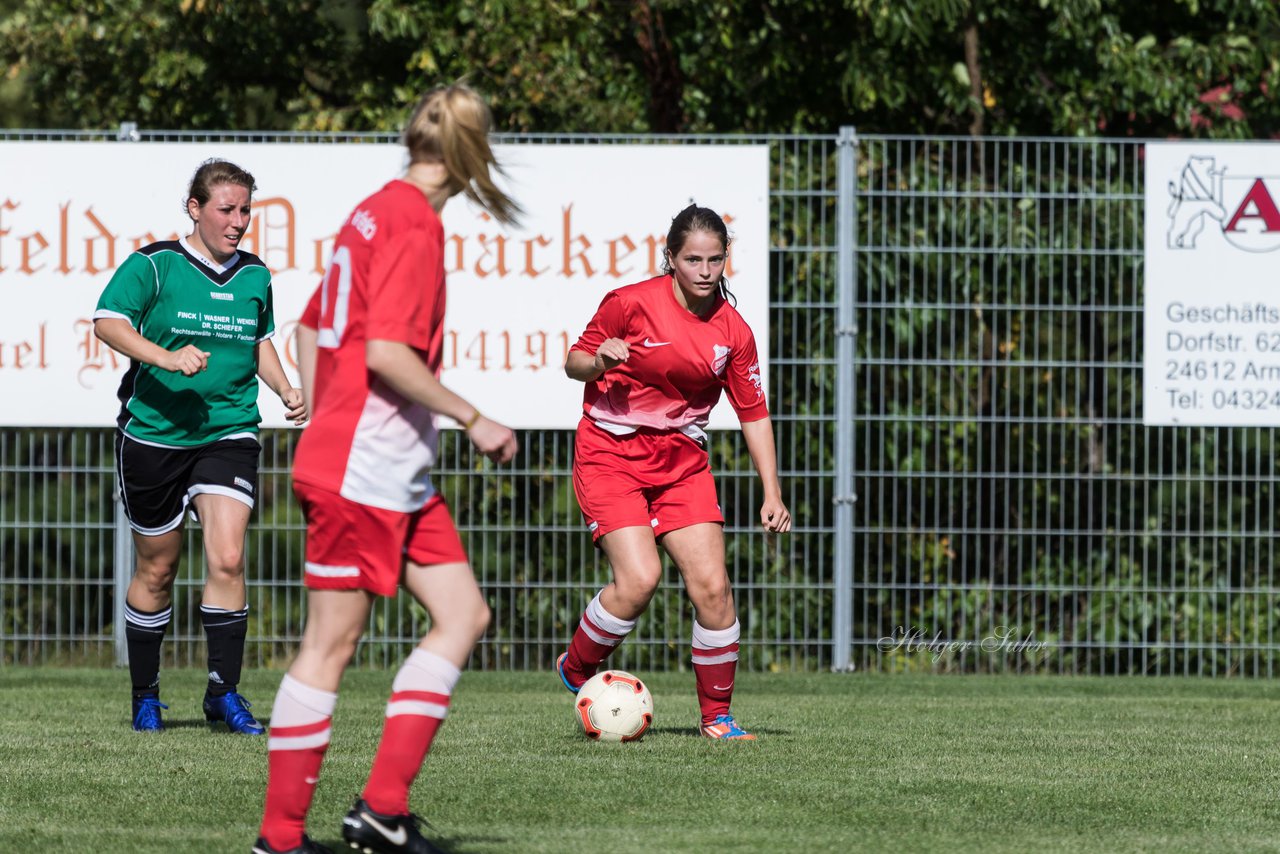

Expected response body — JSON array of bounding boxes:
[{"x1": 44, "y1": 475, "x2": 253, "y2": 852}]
[
  {"x1": 642, "y1": 338, "x2": 672, "y2": 347},
  {"x1": 361, "y1": 812, "x2": 408, "y2": 846}
]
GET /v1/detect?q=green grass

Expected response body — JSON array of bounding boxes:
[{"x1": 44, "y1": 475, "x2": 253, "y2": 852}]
[{"x1": 2, "y1": 669, "x2": 1280, "y2": 853}]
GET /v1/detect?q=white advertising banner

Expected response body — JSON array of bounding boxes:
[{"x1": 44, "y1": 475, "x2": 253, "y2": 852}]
[
  {"x1": 1145, "y1": 142, "x2": 1280, "y2": 425},
  {"x1": 0, "y1": 142, "x2": 769, "y2": 428}
]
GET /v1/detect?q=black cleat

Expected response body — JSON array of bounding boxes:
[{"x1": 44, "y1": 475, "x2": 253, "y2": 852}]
[
  {"x1": 252, "y1": 834, "x2": 334, "y2": 854},
  {"x1": 341, "y1": 798, "x2": 445, "y2": 854}
]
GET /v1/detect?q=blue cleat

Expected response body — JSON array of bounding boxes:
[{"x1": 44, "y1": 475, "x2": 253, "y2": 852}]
[
  {"x1": 556, "y1": 652, "x2": 582, "y2": 694},
  {"x1": 132, "y1": 696, "x2": 168, "y2": 732},
  {"x1": 700, "y1": 713, "x2": 756, "y2": 741},
  {"x1": 204, "y1": 690, "x2": 266, "y2": 735}
]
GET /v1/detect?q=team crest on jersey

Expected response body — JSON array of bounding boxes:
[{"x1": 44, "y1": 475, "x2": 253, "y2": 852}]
[
  {"x1": 748, "y1": 362, "x2": 763, "y2": 397},
  {"x1": 712, "y1": 344, "x2": 732, "y2": 375}
]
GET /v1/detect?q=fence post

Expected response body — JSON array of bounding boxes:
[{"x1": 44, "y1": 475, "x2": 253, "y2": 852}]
[
  {"x1": 833, "y1": 126, "x2": 858, "y2": 672},
  {"x1": 113, "y1": 477, "x2": 134, "y2": 667},
  {"x1": 110, "y1": 122, "x2": 138, "y2": 665}
]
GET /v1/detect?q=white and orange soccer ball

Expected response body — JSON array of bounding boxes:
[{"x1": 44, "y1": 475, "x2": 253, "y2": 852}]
[{"x1": 574, "y1": 670, "x2": 654, "y2": 742}]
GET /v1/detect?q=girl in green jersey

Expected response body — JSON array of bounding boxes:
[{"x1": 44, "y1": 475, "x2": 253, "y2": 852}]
[{"x1": 94, "y1": 159, "x2": 306, "y2": 734}]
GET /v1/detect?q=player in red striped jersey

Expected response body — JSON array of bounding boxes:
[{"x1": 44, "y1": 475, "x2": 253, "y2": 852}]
[
  {"x1": 254, "y1": 84, "x2": 519, "y2": 854},
  {"x1": 556, "y1": 204, "x2": 791, "y2": 741}
]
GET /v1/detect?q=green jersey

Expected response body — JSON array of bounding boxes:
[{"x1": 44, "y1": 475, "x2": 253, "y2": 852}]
[{"x1": 94, "y1": 239, "x2": 275, "y2": 447}]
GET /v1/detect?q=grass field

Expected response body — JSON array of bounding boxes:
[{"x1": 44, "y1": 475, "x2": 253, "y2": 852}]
[{"x1": 2, "y1": 668, "x2": 1280, "y2": 853}]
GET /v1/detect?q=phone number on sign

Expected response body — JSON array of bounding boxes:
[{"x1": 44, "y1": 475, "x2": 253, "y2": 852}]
[
  {"x1": 1208, "y1": 389, "x2": 1280, "y2": 410},
  {"x1": 443, "y1": 330, "x2": 573, "y2": 372}
]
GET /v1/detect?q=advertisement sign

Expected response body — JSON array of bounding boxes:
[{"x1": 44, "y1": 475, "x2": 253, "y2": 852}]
[
  {"x1": 1145, "y1": 142, "x2": 1280, "y2": 425},
  {"x1": 0, "y1": 142, "x2": 770, "y2": 428}
]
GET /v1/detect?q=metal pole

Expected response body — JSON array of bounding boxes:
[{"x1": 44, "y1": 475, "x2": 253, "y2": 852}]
[
  {"x1": 832, "y1": 126, "x2": 858, "y2": 672},
  {"x1": 113, "y1": 119, "x2": 137, "y2": 665},
  {"x1": 113, "y1": 476, "x2": 134, "y2": 667}
]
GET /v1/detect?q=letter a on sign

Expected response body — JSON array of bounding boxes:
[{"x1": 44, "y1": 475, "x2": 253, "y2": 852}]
[{"x1": 1223, "y1": 178, "x2": 1280, "y2": 252}]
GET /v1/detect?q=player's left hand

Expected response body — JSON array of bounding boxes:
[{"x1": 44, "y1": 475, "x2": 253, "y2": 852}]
[
  {"x1": 281, "y1": 387, "x2": 308, "y2": 425},
  {"x1": 760, "y1": 498, "x2": 791, "y2": 533},
  {"x1": 468, "y1": 415, "x2": 519, "y2": 464}
]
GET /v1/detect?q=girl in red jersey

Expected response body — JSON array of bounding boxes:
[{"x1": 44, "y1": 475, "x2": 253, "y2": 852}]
[
  {"x1": 254, "y1": 84, "x2": 519, "y2": 854},
  {"x1": 556, "y1": 204, "x2": 791, "y2": 741}
]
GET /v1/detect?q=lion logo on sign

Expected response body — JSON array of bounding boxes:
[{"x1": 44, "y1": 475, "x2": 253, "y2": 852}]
[{"x1": 1166, "y1": 156, "x2": 1227, "y2": 249}]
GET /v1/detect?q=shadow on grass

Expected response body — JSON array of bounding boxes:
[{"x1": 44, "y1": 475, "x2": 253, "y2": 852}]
[
  {"x1": 315, "y1": 832, "x2": 508, "y2": 853},
  {"x1": 157, "y1": 718, "x2": 223, "y2": 731},
  {"x1": 646, "y1": 724, "x2": 792, "y2": 738}
]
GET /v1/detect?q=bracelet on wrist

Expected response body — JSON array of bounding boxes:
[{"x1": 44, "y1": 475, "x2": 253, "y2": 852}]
[{"x1": 463, "y1": 410, "x2": 482, "y2": 430}]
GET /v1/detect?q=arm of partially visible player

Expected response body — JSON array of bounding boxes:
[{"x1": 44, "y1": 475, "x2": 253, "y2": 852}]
[
  {"x1": 295, "y1": 322, "x2": 318, "y2": 417},
  {"x1": 366, "y1": 338, "x2": 518, "y2": 463},
  {"x1": 93, "y1": 317, "x2": 209, "y2": 376},
  {"x1": 740, "y1": 416, "x2": 791, "y2": 533},
  {"x1": 256, "y1": 338, "x2": 307, "y2": 425},
  {"x1": 565, "y1": 338, "x2": 630, "y2": 382},
  {"x1": 566, "y1": 291, "x2": 628, "y2": 381}
]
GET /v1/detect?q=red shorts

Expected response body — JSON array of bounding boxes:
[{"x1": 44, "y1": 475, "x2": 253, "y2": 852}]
[
  {"x1": 572, "y1": 417, "x2": 723, "y2": 542},
  {"x1": 293, "y1": 481, "x2": 468, "y2": 597}
]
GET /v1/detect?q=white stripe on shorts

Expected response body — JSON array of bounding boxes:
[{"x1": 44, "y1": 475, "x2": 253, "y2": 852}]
[
  {"x1": 305, "y1": 562, "x2": 360, "y2": 578},
  {"x1": 188, "y1": 484, "x2": 254, "y2": 508}
]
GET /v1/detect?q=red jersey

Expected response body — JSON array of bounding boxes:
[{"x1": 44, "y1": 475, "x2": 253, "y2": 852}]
[
  {"x1": 570, "y1": 275, "x2": 768, "y2": 441},
  {"x1": 292, "y1": 180, "x2": 446, "y2": 512}
]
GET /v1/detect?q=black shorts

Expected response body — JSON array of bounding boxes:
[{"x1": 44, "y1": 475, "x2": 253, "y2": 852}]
[{"x1": 115, "y1": 432, "x2": 260, "y2": 535}]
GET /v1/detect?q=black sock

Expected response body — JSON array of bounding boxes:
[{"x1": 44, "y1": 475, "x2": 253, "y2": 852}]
[
  {"x1": 125, "y1": 601, "x2": 171, "y2": 699},
  {"x1": 202, "y1": 604, "x2": 249, "y2": 696}
]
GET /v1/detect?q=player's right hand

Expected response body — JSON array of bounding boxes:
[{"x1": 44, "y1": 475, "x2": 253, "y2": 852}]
[
  {"x1": 167, "y1": 345, "x2": 211, "y2": 376},
  {"x1": 593, "y1": 338, "x2": 630, "y2": 372},
  {"x1": 468, "y1": 416, "x2": 519, "y2": 464}
]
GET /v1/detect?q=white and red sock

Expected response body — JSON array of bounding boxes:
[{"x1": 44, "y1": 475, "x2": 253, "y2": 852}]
[
  {"x1": 563, "y1": 591, "x2": 636, "y2": 685},
  {"x1": 692, "y1": 620, "x2": 740, "y2": 724},
  {"x1": 259, "y1": 674, "x2": 336, "y2": 851},
  {"x1": 361, "y1": 649, "x2": 460, "y2": 817}
]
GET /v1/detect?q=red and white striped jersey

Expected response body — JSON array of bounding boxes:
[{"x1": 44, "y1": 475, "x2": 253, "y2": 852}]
[
  {"x1": 292, "y1": 180, "x2": 446, "y2": 512},
  {"x1": 570, "y1": 275, "x2": 768, "y2": 441}
]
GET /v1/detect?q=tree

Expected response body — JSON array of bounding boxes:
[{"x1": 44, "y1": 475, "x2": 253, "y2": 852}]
[
  {"x1": 0, "y1": 0, "x2": 362, "y2": 129},
  {"x1": 5, "y1": 0, "x2": 1279, "y2": 137}
]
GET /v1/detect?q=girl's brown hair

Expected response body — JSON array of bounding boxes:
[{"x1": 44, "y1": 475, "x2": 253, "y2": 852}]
[{"x1": 186, "y1": 158, "x2": 256, "y2": 215}]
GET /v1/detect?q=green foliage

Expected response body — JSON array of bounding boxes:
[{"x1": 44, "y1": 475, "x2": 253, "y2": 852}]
[
  {"x1": 0, "y1": 430, "x2": 116, "y2": 666},
  {"x1": 0, "y1": 0, "x2": 361, "y2": 129},
  {"x1": 4, "y1": 0, "x2": 1279, "y2": 134}
]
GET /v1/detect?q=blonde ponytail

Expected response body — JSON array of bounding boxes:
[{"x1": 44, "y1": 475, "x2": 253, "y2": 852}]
[{"x1": 403, "y1": 83, "x2": 522, "y2": 225}]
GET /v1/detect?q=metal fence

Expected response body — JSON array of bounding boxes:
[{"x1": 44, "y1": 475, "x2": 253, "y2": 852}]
[
  {"x1": 0, "y1": 130, "x2": 840, "y2": 672},
  {"x1": 850, "y1": 133, "x2": 1280, "y2": 677},
  {"x1": 7, "y1": 130, "x2": 1278, "y2": 677}
]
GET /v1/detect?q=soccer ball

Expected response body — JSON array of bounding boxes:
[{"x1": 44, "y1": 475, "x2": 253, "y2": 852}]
[{"x1": 574, "y1": 670, "x2": 654, "y2": 742}]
